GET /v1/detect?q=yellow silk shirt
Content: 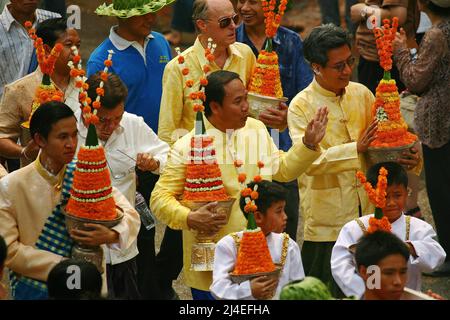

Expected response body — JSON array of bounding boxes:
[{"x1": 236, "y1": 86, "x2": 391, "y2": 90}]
[
  {"x1": 150, "y1": 116, "x2": 321, "y2": 291},
  {"x1": 157, "y1": 37, "x2": 256, "y2": 145},
  {"x1": 0, "y1": 159, "x2": 140, "y2": 282},
  {"x1": 288, "y1": 79, "x2": 376, "y2": 242}
]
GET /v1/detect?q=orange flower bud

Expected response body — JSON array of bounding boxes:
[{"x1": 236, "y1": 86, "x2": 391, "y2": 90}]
[
  {"x1": 203, "y1": 65, "x2": 211, "y2": 73},
  {"x1": 253, "y1": 175, "x2": 262, "y2": 183},
  {"x1": 177, "y1": 55, "x2": 185, "y2": 64},
  {"x1": 83, "y1": 106, "x2": 91, "y2": 114},
  {"x1": 238, "y1": 173, "x2": 247, "y2": 183},
  {"x1": 104, "y1": 59, "x2": 113, "y2": 67},
  {"x1": 100, "y1": 72, "x2": 108, "y2": 82},
  {"x1": 92, "y1": 101, "x2": 101, "y2": 109},
  {"x1": 182, "y1": 67, "x2": 189, "y2": 76},
  {"x1": 241, "y1": 188, "x2": 252, "y2": 197},
  {"x1": 96, "y1": 88, "x2": 105, "y2": 96},
  {"x1": 189, "y1": 92, "x2": 198, "y2": 100},
  {"x1": 200, "y1": 78, "x2": 208, "y2": 86},
  {"x1": 24, "y1": 21, "x2": 32, "y2": 28},
  {"x1": 185, "y1": 79, "x2": 194, "y2": 88},
  {"x1": 257, "y1": 161, "x2": 265, "y2": 169},
  {"x1": 250, "y1": 191, "x2": 259, "y2": 200},
  {"x1": 53, "y1": 43, "x2": 63, "y2": 52},
  {"x1": 72, "y1": 55, "x2": 81, "y2": 64},
  {"x1": 234, "y1": 159, "x2": 243, "y2": 168}
]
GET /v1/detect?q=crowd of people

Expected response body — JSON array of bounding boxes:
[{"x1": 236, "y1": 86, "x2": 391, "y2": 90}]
[{"x1": 0, "y1": 0, "x2": 449, "y2": 301}]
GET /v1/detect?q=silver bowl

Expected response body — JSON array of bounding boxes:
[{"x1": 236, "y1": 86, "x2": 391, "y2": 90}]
[
  {"x1": 62, "y1": 206, "x2": 124, "y2": 273},
  {"x1": 366, "y1": 141, "x2": 416, "y2": 166},
  {"x1": 247, "y1": 92, "x2": 288, "y2": 119},
  {"x1": 229, "y1": 264, "x2": 283, "y2": 285}
]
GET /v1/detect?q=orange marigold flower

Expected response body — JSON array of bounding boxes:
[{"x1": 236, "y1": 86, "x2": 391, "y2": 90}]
[
  {"x1": 177, "y1": 55, "x2": 185, "y2": 64},
  {"x1": 72, "y1": 55, "x2": 81, "y2": 64},
  {"x1": 70, "y1": 69, "x2": 79, "y2": 77},
  {"x1": 100, "y1": 72, "x2": 108, "y2": 82},
  {"x1": 200, "y1": 78, "x2": 208, "y2": 86},
  {"x1": 24, "y1": 21, "x2": 33, "y2": 28},
  {"x1": 189, "y1": 92, "x2": 198, "y2": 100},
  {"x1": 238, "y1": 173, "x2": 247, "y2": 183},
  {"x1": 250, "y1": 191, "x2": 259, "y2": 200},
  {"x1": 53, "y1": 43, "x2": 63, "y2": 52},
  {"x1": 104, "y1": 60, "x2": 113, "y2": 67},
  {"x1": 253, "y1": 175, "x2": 262, "y2": 183},
  {"x1": 203, "y1": 65, "x2": 211, "y2": 73},
  {"x1": 192, "y1": 104, "x2": 204, "y2": 112},
  {"x1": 185, "y1": 79, "x2": 194, "y2": 88},
  {"x1": 257, "y1": 161, "x2": 265, "y2": 169},
  {"x1": 83, "y1": 106, "x2": 91, "y2": 114},
  {"x1": 241, "y1": 188, "x2": 252, "y2": 197},
  {"x1": 90, "y1": 114, "x2": 99, "y2": 125},
  {"x1": 234, "y1": 159, "x2": 243, "y2": 168},
  {"x1": 182, "y1": 67, "x2": 189, "y2": 76},
  {"x1": 82, "y1": 83, "x2": 89, "y2": 90},
  {"x1": 206, "y1": 54, "x2": 215, "y2": 62},
  {"x1": 92, "y1": 101, "x2": 101, "y2": 109},
  {"x1": 96, "y1": 88, "x2": 105, "y2": 96},
  {"x1": 75, "y1": 81, "x2": 83, "y2": 88},
  {"x1": 51, "y1": 94, "x2": 62, "y2": 102}
]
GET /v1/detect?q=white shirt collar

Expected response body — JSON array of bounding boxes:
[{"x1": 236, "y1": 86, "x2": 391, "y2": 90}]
[
  {"x1": 1, "y1": 4, "x2": 17, "y2": 31},
  {"x1": 109, "y1": 26, "x2": 154, "y2": 51}
]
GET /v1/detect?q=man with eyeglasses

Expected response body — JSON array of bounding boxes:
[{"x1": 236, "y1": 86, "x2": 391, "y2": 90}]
[
  {"x1": 76, "y1": 72, "x2": 169, "y2": 299},
  {"x1": 287, "y1": 24, "x2": 420, "y2": 297},
  {"x1": 158, "y1": 0, "x2": 256, "y2": 146}
]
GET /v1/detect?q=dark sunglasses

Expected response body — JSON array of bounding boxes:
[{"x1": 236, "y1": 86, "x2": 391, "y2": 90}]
[{"x1": 217, "y1": 13, "x2": 240, "y2": 29}]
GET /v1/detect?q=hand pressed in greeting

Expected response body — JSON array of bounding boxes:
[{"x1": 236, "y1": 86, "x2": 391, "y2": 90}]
[
  {"x1": 186, "y1": 202, "x2": 227, "y2": 234},
  {"x1": 251, "y1": 275, "x2": 279, "y2": 300},
  {"x1": 393, "y1": 27, "x2": 408, "y2": 52},
  {"x1": 258, "y1": 102, "x2": 288, "y2": 131},
  {"x1": 70, "y1": 223, "x2": 119, "y2": 246},
  {"x1": 136, "y1": 153, "x2": 159, "y2": 172},
  {"x1": 357, "y1": 120, "x2": 378, "y2": 153},
  {"x1": 303, "y1": 106, "x2": 329, "y2": 147},
  {"x1": 397, "y1": 146, "x2": 420, "y2": 171}
]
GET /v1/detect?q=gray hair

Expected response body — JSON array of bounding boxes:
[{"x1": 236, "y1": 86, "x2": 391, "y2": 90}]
[
  {"x1": 192, "y1": 0, "x2": 210, "y2": 33},
  {"x1": 303, "y1": 24, "x2": 352, "y2": 67}
]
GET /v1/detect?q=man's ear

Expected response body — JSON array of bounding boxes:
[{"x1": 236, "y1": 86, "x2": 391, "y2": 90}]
[
  {"x1": 209, "y1": 100, "x2": 221, "y2": 116},
  {"x1": 254, "y1": 210, "x2": 264, "y2": 226},
  {"x1": 33, "y1": 133, "x2": 46, "y2": 149},
  {"x1": 311, "y1": 63, "x2": 322, "y2": 75},
  {"x1": 358, "y1": 265, "x2": 368, "y2": 281},
  {"x1": 195, "y1": 19, "x2": 207, "y2": 33}
]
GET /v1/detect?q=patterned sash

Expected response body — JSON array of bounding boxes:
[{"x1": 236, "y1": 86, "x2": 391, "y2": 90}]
[{"x1": 10, "y1": 160, "x2": 77, "y2": 299}]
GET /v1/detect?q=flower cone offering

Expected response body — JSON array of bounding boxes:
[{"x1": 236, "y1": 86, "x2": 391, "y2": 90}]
[
  {"x1": 247, "y1": 0, "x2": 289, "y2": 118},
  {"x1": 367, "y1": 18, "x2": 417, "y2": 164},
  {"x1": 176, "y1": 41, "x2": 234, "y2": 271}
]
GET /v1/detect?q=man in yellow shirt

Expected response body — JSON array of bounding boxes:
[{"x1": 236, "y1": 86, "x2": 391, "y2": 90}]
[
  {"x1": 151, "y1": 70, "x2": 328, "y2": 299},
  {"x1": 156, "y1": 0, "x2": 256, "y2": 298},
  {"x1": 287, "y1": 24, "x2": 420, "y2": 296},
  {"x1": 158, "y1": 0, "x2": 256, "y2": 145}
]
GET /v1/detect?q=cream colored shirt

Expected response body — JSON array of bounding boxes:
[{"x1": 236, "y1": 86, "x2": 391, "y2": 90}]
[
  {"x1": 150, "y1": 116, "x2": 321, "y2": 291},
  {"x1": 0, "y1": 69, "x2": 80, "y2": 166},
  {"x1": 158, "y1": 37, "x2": 256, "y2": 145},
  {"x1": 288, "y1": 79, "x2": 375, "y2": 242},
  {"x1": 0, "y1": 163, "x2": 7, "y2": 178},
  {"x1": 0, "y1": 159, "x2": 140, "y2": 282}
]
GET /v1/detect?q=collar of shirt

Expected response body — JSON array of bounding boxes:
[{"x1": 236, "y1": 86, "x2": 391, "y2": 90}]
[
  {"x1": 34, "y1": 156, "x2": 67, "y2": 189},
  {"x1": 193, "y1": 36, "x2": 244, "y2": 70},
  {"x1": 311, "y1": 78, "x2": 347, "y2": 99},
  {"x1": 109, "y1": 26, "x2": 154, "y2": 62},
  {"x1": 75, "y1": 109, "x2": 125, "y2": 147},
  {"x1": 236, "y1": 24, "x2": 280, "y2": 56}
]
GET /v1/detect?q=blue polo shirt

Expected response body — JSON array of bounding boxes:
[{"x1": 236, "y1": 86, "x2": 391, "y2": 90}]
[
  {"x1": 87, "y1": 28, "x2": 172, "y2": 133},
  {"x1": 236, "y1": 24, "x2": 313, "y2": 151}
]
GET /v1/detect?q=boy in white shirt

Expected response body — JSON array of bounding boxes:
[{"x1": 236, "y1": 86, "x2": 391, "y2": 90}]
[
  {"x1": 331, "y1": 161, "x2": 446, "y2": 298},
  {"x1": 211, "y1": 180, "x2": 304, "y2": 300}
]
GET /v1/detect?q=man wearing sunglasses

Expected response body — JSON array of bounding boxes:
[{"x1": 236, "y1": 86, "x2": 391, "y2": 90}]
[
  {"x1": 158, "y1": 0, "x2": 256, "y2": 146},
  {"x1": 287, "y1": 24, "x2": 421, "y2": 297},
  {"x1": 235, "y1": 0, "x2": 313, "y2": 243}
]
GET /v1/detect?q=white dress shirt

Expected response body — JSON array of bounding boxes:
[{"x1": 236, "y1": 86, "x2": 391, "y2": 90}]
[
  {"x1": 0, "y1": 5, "x2": 60, "y2": 97},
  {"x1": 76, "y1": 110, "x2": 170, "y2": 264},
  {"x1": 211, "y1": 232, "x2": 305, "y2": 300},
  {"x1": 331, "y1": 214, "x2": 446, "y2": 298}
]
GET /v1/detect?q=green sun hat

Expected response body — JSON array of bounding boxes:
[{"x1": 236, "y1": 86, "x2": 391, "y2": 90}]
[{"x1": 96, "y1": 0, "x2": 176, "y2": 19}]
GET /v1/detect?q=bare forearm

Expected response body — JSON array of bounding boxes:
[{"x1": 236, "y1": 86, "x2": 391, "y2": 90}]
[
  {"x1": 351, "y1": 4, "x2": 407, "y2": 25},
  {"x1": 0, "y1": 138, "x2": 22, "y2": 159}
]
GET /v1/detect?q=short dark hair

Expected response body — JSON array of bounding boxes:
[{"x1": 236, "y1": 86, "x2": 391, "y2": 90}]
[
  {"x1": 419, "y1": 0, "x2": 450, "y2": 18},
  {"x1": 239, "y1": 180, "x2": 288, "y2": 218},
  {"x1": 366, "y1": 161, "x2": 408, "y2": 189},
  {"x1": 30, "y1": 101, "x2": 75, "y2": 140},
  {"x1": 47, "y1": 259, "x2": 102, "y2": 300},
  {"x1": 0, "y1": 235, "x2": 6, "y2": 267},
  {"x1": 355, "y1": 231, "x2": 410, "y2": 268},
  {"x1": 303, "y1": 24, "x2": 352, "y2": 67},
  {"x1": 204, "y1": 70, "x2": 242, "y2": 117},
  {"x1": 86, "y1": 72, "x2": 128, "y2": 110},
  {"x1": 36, "y1": 17, "x2": 68, "y2": 48}
]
